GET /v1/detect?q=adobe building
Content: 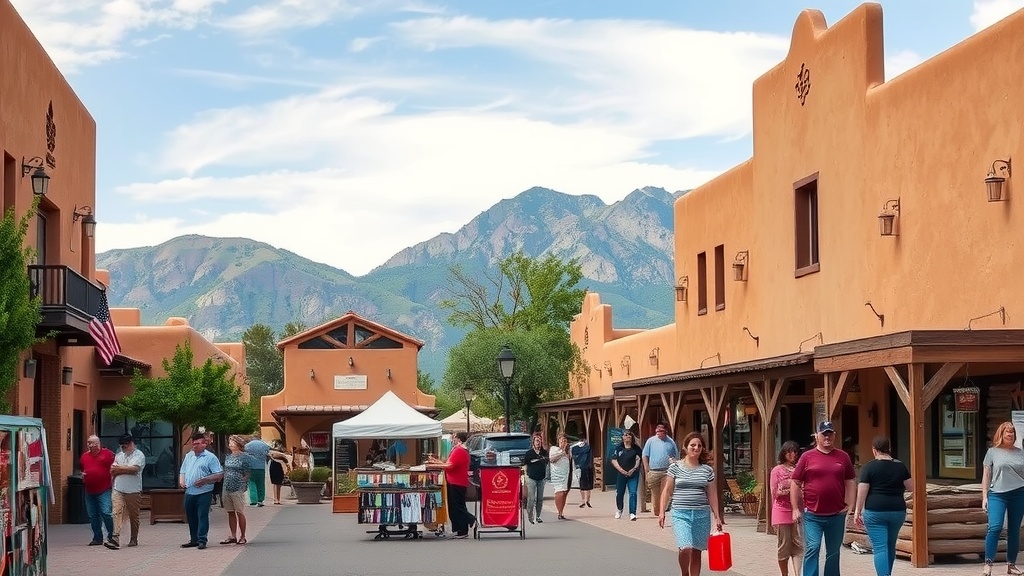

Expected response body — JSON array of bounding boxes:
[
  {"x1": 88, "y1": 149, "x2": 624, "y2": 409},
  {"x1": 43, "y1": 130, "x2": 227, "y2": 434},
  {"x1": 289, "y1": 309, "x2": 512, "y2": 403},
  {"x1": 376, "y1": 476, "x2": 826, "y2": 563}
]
[
  {"x1": 260, "y1": 311, "x2": 437, "y2": 468},
  {"x1": 542, "y1": 3, "x2": 1024, "y2": 567},
  {"x1": 2, "y1": 0, "x2": 247, "y2": 524}
]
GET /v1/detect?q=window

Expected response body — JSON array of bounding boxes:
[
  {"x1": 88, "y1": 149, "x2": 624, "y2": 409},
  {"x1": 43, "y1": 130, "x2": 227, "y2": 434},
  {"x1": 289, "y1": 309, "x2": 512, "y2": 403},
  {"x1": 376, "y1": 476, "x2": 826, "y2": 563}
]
[
  {"x1": 794, "y1": 173, "x2": 819, "y2": 277},
  {"x1": 696, "y1": 252, "x2": 708, "y2": 315},
  {"x1": 98, "y1": 402, "x2": 177, "y2": 488},
  {"x1": 714, "y1": 245, "x2": 725, "y2": 311}
]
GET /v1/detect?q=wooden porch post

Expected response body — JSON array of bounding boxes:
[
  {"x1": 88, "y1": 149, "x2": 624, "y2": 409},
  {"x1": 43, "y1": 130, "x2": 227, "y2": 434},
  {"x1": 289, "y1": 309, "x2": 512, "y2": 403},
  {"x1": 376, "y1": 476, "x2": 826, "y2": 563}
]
[
  {"x1": 701, "y1": 384, "x2": 730, "y2": 520},
  {"x1": 597, "y1": 407, "x2": 609, "y2": 492},
  {"x1": 749, "y1": 377, "x2": 789, "y2": 534},
  {"x1": 637, "y1": 393, "x2": 653, "y2": 512},
  {"x1": 885, "y1": 364, "x2": 929, "y2": 567},
  {"x1": 660, "y1": 390, "x2": 685, "y2": 438}
]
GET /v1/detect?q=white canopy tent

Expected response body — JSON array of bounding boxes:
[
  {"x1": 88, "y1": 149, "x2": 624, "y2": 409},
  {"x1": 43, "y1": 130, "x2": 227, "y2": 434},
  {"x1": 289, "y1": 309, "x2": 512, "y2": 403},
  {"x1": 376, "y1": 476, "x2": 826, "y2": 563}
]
[
  {"x1": 439, "y1": 408, "x2": 494, "y2": 433},
  {"x1": 332, "y1": 390, "x2": 442, "y2": 439}
]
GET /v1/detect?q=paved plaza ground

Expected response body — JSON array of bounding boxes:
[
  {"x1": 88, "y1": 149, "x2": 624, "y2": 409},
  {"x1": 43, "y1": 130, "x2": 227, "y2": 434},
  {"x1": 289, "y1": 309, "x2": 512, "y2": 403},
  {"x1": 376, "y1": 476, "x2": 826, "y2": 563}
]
[{"x1": 47, "y1": 487, "x2": 986, "y2": 576}]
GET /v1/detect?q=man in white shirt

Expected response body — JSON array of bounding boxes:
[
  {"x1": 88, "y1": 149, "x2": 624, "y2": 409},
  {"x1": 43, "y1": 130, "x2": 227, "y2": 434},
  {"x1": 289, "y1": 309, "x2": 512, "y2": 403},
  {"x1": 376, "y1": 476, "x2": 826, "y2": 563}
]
[{"x1": 108, "y1": 434, "x2": 146, "y2": 549}]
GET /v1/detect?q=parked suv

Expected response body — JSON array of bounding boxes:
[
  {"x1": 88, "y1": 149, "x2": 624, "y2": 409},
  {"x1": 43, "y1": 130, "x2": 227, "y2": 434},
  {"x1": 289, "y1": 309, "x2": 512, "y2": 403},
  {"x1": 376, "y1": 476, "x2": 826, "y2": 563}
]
[{"x1": 465, "y1": 433, "x2": 533, "y2": 483}]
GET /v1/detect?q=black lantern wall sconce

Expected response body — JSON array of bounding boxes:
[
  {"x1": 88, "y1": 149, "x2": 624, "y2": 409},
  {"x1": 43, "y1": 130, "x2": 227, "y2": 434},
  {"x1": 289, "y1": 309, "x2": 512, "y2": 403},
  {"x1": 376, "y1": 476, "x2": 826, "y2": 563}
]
[
  {"x1": 21, "y1": 156, "x2": 50, "y2": 196},
  {"x1": 72, "y1": 205, "x2": 97, "y2": 238},
  {"x1": 732, "y1": 251, "x2": 749, "y2": 282},
  {"x1": 878, "y1": 198, "x2": 900, "y2": 237},
  {"x1": 62, "y1": 366, "x2": 73, "y2": 386},
  {"x1": 986, "y1": 158, "x2": 1011, "y2": 202},
  {"x1": 23, "y1": 358, "x2": 37, "y2": 379},
  {"x1": 675, "y1": 276, "x2": 689, "y2": 302}
]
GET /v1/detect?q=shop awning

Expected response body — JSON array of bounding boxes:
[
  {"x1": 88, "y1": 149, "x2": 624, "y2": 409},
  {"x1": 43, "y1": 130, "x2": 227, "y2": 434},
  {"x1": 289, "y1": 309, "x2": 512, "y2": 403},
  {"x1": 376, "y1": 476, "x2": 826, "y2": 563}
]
[
  {"x1": 612, "y1": 352, "x2": 814, "y2": 395},
  {"x1": 813, "y1": 329, "x2": 1024, "y2": 372},
  {"x1": 97, "y1": 353, "x2": 152, "y2": 377}
]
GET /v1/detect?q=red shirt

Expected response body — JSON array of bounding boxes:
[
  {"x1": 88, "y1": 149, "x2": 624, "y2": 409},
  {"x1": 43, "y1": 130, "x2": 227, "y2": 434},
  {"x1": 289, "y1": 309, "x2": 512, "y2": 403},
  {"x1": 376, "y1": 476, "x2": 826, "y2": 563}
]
[
  {"x1": 791, "y1": 447, "x2": 856, "y2": 515},
  {"x1": 446, "y1": 445, "x2": 470, "y2": 487},
  {"x1": 80, "y1": 448, "x2": 115, "y2": 495}
]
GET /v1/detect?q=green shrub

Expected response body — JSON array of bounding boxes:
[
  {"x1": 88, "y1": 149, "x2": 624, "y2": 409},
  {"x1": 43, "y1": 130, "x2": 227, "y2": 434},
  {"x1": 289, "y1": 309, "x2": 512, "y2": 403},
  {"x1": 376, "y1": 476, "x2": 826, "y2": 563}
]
[{"x1": 310, "y1": 466, "x2": 332, "y2": 483}]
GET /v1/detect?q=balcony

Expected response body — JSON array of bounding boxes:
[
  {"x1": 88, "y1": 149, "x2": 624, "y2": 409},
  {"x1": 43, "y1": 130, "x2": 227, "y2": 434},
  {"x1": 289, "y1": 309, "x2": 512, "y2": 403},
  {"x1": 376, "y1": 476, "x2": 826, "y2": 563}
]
[{"x1": 28, "y1": 265, "x2": 104, "y2": 346}]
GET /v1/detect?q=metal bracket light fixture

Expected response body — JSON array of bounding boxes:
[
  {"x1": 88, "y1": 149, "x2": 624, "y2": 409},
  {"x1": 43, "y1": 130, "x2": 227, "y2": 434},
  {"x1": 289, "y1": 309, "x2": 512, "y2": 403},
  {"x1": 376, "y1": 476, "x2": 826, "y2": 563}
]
[
  {"x1": 732, "y1": 251, "x2": 749, "y2": 282},
  {"x1": 21, "y1": 156, "x2": 50, "y2": 196},
  {"x1": 648, "y1": 347, "x2": 660, "y2": 367},
  {"x1": 675, "y1": 276, "x2": 689, "y2": 302},
  {"x1": 878, "y1": 198, "x2": 900, "y2": 236},
  {"x1": 985, "y1": 158, "x2": 1012, "y2": 202},
  {"x1": 72, "y1": 205, "x2": 97, "y2": 238}
]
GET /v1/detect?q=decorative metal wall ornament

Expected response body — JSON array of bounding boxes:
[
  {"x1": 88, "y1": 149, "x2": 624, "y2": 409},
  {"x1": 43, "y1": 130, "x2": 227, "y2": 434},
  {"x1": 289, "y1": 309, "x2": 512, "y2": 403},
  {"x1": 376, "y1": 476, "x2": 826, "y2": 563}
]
[
  {"x1": 45, "y1": 101, "x2": 57, "y2": 168},
  {"x1": 795, "y1": 63, "x2": 811, "y2": 106}
]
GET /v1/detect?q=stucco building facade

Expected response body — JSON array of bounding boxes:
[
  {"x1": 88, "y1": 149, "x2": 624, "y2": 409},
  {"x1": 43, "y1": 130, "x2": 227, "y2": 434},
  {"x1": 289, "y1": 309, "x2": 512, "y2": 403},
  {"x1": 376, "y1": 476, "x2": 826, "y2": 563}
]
[
  {"x1": 260, "y1": 311, "x2": 436, "y2": 467},
  {"x1": 543, "y1": 3, "x2": 1024, "y2": 567},
  {"x1": 2, "y1": 0, "x2": 247, "y2": 524}
]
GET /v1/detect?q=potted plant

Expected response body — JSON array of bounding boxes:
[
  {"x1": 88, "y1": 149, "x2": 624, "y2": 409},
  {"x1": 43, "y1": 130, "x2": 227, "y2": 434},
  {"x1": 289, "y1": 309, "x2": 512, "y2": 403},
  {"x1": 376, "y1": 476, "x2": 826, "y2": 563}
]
[
  {"x1": 736, "y1": 470, "x2": 759, "y2": 515},
  {"x1": 331, "y1": 471, "x2": 359, "y2": 513},
  {"x1": 289, "y1": 466, "x2": 332, "y2": 504}
]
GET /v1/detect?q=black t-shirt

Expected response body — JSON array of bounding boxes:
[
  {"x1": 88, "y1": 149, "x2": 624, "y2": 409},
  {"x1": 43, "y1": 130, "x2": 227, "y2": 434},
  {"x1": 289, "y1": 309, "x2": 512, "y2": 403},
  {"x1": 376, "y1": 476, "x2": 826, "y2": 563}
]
[
  {"x1": 524, "y1": 448, "x2": 548, "y2": 481},
  {"x1": 613, "y1": 445, "x2": 642, "y2": 474},
  {"x1": 858, "y1": 458, "x2": 911, "y2": 511}
]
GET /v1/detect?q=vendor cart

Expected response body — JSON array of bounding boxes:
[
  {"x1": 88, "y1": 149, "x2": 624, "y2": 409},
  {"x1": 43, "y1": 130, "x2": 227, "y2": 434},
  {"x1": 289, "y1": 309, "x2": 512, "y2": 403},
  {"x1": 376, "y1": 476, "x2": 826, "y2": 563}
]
[{"x1": 473, "y1": 465, "x2": 526, "y2": 540}]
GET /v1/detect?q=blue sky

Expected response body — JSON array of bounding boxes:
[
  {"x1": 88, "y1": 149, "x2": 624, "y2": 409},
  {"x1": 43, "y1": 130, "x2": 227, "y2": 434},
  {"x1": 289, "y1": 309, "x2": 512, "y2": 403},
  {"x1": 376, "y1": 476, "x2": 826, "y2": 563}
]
[{"x1": 11, "y1": 0, "x2": 1023, "y2": 275}]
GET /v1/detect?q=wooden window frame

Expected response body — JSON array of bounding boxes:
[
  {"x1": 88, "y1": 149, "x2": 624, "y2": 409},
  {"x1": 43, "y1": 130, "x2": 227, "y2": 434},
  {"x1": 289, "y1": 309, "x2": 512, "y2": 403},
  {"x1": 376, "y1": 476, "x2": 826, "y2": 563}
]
[
  {"x1": 794, "y1": 172, "x2": 820, "y2": 278},
  {"x1": 714, "y1": 244, "x2": 725, "y2": 311},
  {"x1": 697, "y1": 251, "x2": 708, "y2": 315}
]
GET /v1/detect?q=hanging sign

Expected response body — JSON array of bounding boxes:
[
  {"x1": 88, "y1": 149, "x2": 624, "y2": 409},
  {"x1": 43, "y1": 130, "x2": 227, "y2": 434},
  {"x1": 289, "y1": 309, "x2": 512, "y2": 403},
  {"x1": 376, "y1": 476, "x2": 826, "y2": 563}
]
[{"x1": 953, "y1": 386, "x2": 980, "y2": 413}]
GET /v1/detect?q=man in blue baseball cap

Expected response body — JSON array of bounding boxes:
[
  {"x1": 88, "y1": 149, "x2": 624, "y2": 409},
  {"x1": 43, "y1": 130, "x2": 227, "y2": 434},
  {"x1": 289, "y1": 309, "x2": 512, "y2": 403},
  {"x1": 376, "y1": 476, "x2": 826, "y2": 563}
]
[{"x1": 790, "y1": 421, "x2": 856, "y2": 576}]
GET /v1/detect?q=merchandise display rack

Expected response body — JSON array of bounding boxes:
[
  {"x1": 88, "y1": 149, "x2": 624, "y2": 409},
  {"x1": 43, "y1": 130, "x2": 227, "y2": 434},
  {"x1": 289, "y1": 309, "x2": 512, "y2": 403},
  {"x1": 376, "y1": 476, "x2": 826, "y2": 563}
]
[{"x1": 355, "y1": 468, "x2": 447, "y2": 540}]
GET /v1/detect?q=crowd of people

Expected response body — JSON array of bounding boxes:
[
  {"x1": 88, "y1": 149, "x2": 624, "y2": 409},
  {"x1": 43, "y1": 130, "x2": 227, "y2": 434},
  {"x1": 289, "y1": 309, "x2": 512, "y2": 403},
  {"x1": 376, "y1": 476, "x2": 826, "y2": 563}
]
[{"x1": 78, "y1": 430, "x2": 294, "y2": 551}]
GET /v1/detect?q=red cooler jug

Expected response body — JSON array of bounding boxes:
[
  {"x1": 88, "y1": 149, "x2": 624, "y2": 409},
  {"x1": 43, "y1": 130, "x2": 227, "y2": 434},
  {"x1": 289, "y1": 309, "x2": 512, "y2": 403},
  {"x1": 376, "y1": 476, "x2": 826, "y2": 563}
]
[{"x1": 708, "y1": 531, "x2": 732, "y2": 572}]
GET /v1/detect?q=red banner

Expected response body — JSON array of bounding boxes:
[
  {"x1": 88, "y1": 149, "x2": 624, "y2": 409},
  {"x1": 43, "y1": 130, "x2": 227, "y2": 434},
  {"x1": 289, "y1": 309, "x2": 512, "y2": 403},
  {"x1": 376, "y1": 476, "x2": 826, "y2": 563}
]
[{"x1": 480, "y1": 466, "x2": 521, "y2": 528}]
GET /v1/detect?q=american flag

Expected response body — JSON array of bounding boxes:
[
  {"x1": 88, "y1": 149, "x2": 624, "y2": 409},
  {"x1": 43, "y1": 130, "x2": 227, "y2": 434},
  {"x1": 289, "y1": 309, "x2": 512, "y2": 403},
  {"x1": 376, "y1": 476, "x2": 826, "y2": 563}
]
[{"x1": 89, "y1": 290, "x2": 121, "y2": 365}]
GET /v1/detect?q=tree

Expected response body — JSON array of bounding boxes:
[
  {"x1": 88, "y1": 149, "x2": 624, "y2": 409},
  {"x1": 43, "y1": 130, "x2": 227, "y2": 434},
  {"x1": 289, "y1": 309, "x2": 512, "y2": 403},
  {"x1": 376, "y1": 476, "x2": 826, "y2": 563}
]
[
  {"x1": 440, "y1": 327, "x2": 584, "y2": 432},
  {"x1": 113, "y1": 341, "x2": 257, "y2": 449},
  {"x1": 281, "y1": 321, "x2": 307, "y2": 339},
  {"x1": 416, "y1": 370, "x2": 436, "y2": 394},
  {"x1": 439, "y1": 251, "x2": 586, "y2": 331},
  {"x1": 0, "y1": 201, "x2": 42, "y2": 413},
  {"x1": 243, "y1": 323, "x2": 284, "y2": 399}
]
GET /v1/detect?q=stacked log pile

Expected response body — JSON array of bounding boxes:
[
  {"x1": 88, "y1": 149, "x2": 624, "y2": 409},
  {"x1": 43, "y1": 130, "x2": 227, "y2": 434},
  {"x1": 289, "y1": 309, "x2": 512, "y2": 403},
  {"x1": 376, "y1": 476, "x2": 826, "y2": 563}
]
[{"x1": 844, "y1": 484, "x2": 1020, "y2": 562}]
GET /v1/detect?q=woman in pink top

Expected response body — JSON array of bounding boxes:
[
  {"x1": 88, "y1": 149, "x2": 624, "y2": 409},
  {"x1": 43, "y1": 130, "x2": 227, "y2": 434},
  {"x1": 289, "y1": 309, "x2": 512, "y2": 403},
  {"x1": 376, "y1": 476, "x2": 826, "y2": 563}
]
[{"x1": 770, "y1": 441, "x2": 803, "y2": 576}]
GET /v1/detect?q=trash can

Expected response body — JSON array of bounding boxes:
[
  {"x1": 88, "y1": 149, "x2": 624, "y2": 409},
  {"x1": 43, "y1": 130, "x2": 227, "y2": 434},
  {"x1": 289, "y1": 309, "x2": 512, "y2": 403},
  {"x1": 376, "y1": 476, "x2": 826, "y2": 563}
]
[{"x1": 66, "y1": 475, "x2": 89, "y2": 524}]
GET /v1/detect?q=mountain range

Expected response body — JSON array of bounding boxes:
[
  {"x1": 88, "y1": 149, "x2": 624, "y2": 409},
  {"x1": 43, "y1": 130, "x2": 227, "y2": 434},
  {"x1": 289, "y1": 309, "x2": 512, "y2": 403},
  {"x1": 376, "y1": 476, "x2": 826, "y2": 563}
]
[{"x1": 96, "y1": 186, "x2": 683, "y2": 381}]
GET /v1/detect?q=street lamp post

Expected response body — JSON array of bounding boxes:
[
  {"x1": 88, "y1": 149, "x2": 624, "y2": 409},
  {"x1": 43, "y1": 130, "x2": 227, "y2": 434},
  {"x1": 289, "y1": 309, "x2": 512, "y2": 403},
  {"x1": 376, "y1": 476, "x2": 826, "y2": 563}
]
[
  {"x1": 462, "y1": 385, "x2": 476, "y2": 434},
  {"x1": 496, "y1": 344, "x2": 516, "y2": 435}
]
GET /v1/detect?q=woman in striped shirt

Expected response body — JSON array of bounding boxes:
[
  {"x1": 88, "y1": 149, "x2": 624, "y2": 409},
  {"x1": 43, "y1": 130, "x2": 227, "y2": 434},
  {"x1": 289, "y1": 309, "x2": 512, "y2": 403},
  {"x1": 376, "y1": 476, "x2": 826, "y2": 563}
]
[{"x1": 659, "y1": 431, "x2": 723, "y2": 576}]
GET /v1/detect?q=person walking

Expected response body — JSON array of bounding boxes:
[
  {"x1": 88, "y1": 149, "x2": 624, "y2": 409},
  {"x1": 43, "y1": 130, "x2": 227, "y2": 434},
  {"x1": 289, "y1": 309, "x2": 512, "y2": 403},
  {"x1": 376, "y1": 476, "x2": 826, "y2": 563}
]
[
  {"x1": 268, "y1": 442, "x2": 291, "y2": 505},
  {"x1": 524, "y1": 434, "x2": 548, "y2": 523},
  {"x1": 771, "y1": 440, "x2": 804, "y2": 576},
  {"x1": 243, "y1": 433, "x2": 271, "y2": 507},
  {"x1": 981, "y1": 421, "x2": 1024, "y2": 576},
  {"x1": 80, "y1": 435, "x2": 115, "y2": 548},
  {"x1": 427, "y1": 431, "x2": 476, "y2": 539},
  {"x1": 643, "y1": 423, "x2": 679, "y2": 515},
  {"x1": 549, "y1": 434, "x2": 571, "y2": 520},
  {"x1": 108, "y1": 434, "x2": 146, "y2": 549},
  {"x1": 572, "y1": 438, "x2": 594, "y2": 508},
  {"x1": 790, "y1": 421, "x2": 857, "y2": 576},
  {"x1": 853, "y1": 436, "x2": 911, "y2": 576},
  {"x1": 658, "y1": 431, "x2": 722, "y2": 576},
  {"x1": 220, "y1": 435, "x2": 251, "y2": 545},
  {"x1": 179, "y1": 432, "x2": 224, "y2": 550},
  {"x1": 612, "y1": 431, "x2": 642, "y2": 520}
]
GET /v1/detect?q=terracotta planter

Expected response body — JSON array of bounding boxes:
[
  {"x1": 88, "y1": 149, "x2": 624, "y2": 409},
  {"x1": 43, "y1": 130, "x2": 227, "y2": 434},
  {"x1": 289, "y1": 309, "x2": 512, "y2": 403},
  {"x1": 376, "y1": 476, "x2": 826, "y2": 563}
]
[
  {"x1": 147, "y1": 488, "x2": 186, "y2": 524},
  {"x1": 291, "y1": 482, "x2": 326, "y2": 504},
  {"x1": 333, "y1": 494, "x2": 358, "y2": 513}
]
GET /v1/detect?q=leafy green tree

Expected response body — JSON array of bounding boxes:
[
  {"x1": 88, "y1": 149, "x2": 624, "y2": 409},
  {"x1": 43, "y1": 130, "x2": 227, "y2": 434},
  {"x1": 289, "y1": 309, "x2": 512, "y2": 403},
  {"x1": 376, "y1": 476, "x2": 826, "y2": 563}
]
[
  {"x1": 243, "y1": 323, "x2": 283, "y2": 399},
  {"x1": 113, "y1": 341, "x2": 257, "y2": 449},
  {"x1": 441, "y1": 327, "x2": 583, "y2": 432},
  {"x1": 416, "y1": 370, "x2": 436, "y2": 394},
  {"x1": 439, "y1": 251, "x2": 586, "y2": 331},
  {"x1": 281, "y1": 321, "x2": 307, "y2": 339},
  {"x1": 0, "y1": 201, "x2": 42, "y2": 413}
]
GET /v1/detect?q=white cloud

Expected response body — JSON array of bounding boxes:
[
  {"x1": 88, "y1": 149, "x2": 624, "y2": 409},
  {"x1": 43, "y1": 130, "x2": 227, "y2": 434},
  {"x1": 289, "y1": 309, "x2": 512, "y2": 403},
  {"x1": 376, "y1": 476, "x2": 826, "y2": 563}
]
[
  {"x1": 970, "y1": 0, "x2": 1024, "y2": 31},
  {"x1": 9, "y1": 0, "x2": 220, "y2": 71},
  {"x1": 885, "y1": 49, "x2": 922, "y2": 81},
  {"x1": 349, "y1": 36, "x2": 385, "y2": 52},
  {"x1": 217, "y1": 0, "x2": 365, "y2": 35}
]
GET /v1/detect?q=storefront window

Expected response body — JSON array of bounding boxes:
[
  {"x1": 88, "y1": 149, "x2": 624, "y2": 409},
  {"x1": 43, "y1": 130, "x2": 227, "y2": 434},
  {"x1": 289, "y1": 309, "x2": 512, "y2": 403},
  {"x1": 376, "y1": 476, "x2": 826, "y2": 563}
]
[
  {"x1": 97, "y1": 403, "x2": 177, "y2": 488},
  {"x1": 937, "y1": 393, "x2": 978, "y2": 480}
]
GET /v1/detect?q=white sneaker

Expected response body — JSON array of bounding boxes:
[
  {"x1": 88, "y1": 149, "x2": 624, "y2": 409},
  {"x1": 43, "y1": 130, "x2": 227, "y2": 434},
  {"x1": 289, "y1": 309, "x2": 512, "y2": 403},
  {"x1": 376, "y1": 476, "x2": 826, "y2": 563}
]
[
  {"x1": 630, "y1": 513, "x2": 637, "y2": 521},
  {"x1": 615, "y1": 510, "x2": 622, "y2": 519}
]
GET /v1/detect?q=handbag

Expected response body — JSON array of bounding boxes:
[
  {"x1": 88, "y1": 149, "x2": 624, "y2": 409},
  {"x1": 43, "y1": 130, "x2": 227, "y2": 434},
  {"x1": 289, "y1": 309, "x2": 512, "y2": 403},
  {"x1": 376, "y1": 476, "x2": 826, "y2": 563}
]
[{"x1": 465, "y1": 480, "x2": 480, "y2": 502}]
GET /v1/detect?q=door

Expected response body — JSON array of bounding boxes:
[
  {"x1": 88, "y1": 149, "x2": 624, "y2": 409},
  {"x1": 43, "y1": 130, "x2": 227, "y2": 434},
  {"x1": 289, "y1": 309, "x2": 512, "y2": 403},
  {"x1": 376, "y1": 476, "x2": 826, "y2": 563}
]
[{"x1": 937, "y1": 393, "x2": 979, "y2": 480}]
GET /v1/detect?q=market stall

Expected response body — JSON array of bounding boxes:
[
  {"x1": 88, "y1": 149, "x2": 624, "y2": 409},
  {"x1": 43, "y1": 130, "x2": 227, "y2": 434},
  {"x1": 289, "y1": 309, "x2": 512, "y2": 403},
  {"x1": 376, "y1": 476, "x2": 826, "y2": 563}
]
[
  {"x1": 332, "y1": 391, "x2": 447, "y2": 540},
  {"x1": 0, "y1": 416, "x2": 52, "y2": 575}
]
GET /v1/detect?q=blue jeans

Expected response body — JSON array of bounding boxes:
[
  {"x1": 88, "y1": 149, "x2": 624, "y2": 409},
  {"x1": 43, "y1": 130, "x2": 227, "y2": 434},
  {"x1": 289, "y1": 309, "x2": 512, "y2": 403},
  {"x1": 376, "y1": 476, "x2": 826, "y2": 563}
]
[
  {"x1": 615, "y1": 473, "x2": 639, "y2": 514},
  {"x1": 84, "y1": 489, "x2": 113, "y2": 542},
  {"x1": 862, "y1": 509, "x2": 906, "y2": 576},
  {"x1": 986, "y1": 487, "x2": 1024, "y2": 563},
  {"x1": 526, "y1": 477, "x2": 545, "y2": 520},
  {"x1": 184, "y1": 491, "x2": 214, "y2": 545},
  {"x1": 802, "y1": 510, "x2": 847, "y2": 576}
]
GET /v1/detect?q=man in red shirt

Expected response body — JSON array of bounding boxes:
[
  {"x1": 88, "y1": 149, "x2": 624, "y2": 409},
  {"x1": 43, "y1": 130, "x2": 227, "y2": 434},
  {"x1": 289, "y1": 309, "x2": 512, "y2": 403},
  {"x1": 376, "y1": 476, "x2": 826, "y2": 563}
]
[
  {"x1": 427, "y1": 431, "x2": 476, "y2": 539},
  {"x1": 80, "y1": 435, "x2": 116, "y2": 547},
  {"x1": 790, "y1": 421, "x2": 857, "y2": 576}
]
